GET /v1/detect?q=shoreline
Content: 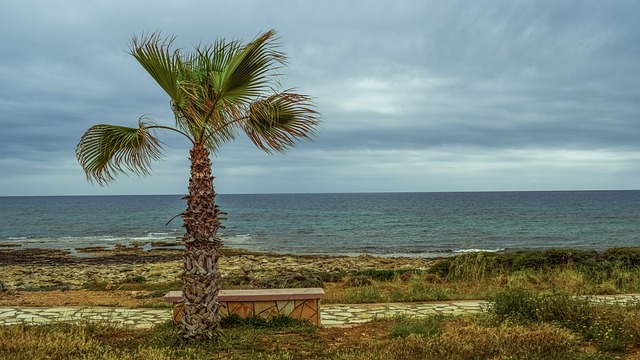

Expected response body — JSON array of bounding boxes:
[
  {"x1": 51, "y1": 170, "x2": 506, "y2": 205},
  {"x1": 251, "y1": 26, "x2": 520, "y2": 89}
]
[
  {"x1": 0, "y1": 243, "x2": 447, "y2": 263},
  {"x1": 0, "y1": 239, "x2": 513, "y2": 260}
]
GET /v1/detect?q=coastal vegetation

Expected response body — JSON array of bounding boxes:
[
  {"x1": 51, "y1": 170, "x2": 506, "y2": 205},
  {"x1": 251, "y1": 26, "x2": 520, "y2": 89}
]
[
  {"x1": 322, "y1": 247, "x2": 640, "y2": 303},
  {"x1": 2, "y1": 287, "x2": 640, "y2": 359},
  {"x1": 3, "y1": 247, "x2": 639, "y2": 307},
  {"x1": 75, "y1": 30, "x2": 319, "y2": 339},
  {"x1": 2, "y1": 248, "x2": 640, "y2": 357},
  {"x1": 55, "y1": 247, "x2": 640, "y2": 307}
]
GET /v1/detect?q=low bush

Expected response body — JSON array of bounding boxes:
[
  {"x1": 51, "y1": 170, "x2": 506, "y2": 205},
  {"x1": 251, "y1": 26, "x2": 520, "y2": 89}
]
[
  {"x1": 602, "y1": 247, "x2": 640, "y2": 268},
  {"x1": 489, "y1": 286, "x2": 640, "y2": 353},
  {"x1": 424, "y1": 248, "x2": 640, "y2": 297}
]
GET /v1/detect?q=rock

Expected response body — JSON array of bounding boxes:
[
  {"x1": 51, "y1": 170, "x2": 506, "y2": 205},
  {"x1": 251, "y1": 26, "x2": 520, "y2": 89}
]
[{"x1": 0, "y1": 247, "x2": 437, "y2": 292}]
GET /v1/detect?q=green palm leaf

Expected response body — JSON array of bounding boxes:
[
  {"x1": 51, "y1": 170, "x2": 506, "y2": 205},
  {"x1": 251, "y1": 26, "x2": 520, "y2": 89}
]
[
  {"x1": 244, "y1": 92, "x2": 319, "y2": 153},
  {"x1": 129, "y1": 33, "x2": 200, "y2": 138},
  {"x1": 76, "y1": 121, "x2": 163, "y2": 185},
  {"x1": 129, "y1": 33, "x2": 184, "y2": 106},
  {"x1": 212, "y1": 30, "x2": 285, "y2": 107}
]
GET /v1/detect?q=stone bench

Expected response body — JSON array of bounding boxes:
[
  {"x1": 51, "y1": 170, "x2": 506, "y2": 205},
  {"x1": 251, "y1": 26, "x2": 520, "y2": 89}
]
[{"x1": 164, "y1": 288, "x2": 325, "y2": 326}]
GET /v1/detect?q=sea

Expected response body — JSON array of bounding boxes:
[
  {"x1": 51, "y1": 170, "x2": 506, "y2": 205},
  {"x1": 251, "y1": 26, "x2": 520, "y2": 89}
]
[{"x1": 0, "y1": 191, "x2": 638, "y2": 258}]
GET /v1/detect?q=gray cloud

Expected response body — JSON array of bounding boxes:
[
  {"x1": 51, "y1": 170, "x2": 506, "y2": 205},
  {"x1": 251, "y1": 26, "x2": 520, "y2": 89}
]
[{"x1": 0, "y1": 0, "x2": 638, "y2": 195}]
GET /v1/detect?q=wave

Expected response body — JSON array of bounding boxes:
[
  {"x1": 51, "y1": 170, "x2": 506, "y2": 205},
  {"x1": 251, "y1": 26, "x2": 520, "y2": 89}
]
[
  {"x1": 453, "y1": 248, "x2": 506, "y2": 254},
  {"x1": 0, "y1": 232, "x2": 181, "y2": 250}
]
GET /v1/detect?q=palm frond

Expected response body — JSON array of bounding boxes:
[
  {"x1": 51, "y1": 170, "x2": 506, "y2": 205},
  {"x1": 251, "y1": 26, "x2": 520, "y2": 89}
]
[
  {"x1": 168, "y1": 40, "x2": 238, "y2": 142},
  {"x1": 129, "y1": 32, "x2": 185, "y2": 106},
  {"x1": 76, "y1": 121, "x2": 163, "y2": 185},
  {"x1": 213, "y1": 29, "x2": 286, "y2": 106},
  {"x1": 244, "y1": 92, "x2": 320, "y2": 153}
]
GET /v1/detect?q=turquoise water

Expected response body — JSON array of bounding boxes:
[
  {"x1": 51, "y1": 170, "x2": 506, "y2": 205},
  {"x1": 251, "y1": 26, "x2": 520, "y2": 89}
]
[{"x1": 1, "y1": 191, "x2": 638, "y2": 257}]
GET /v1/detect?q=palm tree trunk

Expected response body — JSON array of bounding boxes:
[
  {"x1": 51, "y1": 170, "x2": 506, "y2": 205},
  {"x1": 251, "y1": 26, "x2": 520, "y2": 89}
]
[{"x1": 180, "y1": 143, "x2": 223, "y2": 339}]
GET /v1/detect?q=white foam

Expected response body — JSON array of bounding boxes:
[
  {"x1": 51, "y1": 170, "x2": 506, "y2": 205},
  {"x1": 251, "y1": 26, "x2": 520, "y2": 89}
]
[{"x1": 453, "y1": 248, "x2": 505, "y2": 253}]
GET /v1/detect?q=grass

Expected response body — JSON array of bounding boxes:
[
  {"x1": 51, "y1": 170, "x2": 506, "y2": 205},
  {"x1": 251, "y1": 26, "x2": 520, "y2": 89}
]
[
  {"x1": 388, "y1": 314, "x2": 445, "y2": 338},
  {"x1": 488, "y1": 286, "x2": 640, "y2": 353},
  {"x1": 24, "y1": 247, "x2": 635, "y2": 358},
  {"x1": 320, "y1": 248, "x2": 640, "y2": 304},
  {"x1": 77, "y1": 248, "x2": 640, "y2": 306},
  {"x1": 1, "y1": 306, "x2": 632, "y2": 359}
]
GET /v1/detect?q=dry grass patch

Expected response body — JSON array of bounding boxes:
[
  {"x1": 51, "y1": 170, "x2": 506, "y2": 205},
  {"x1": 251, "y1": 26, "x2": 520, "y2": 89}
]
[
  {"x1": 0, "y1": 324, "x2": 103, "y2": 360},
  {"x1": 0, "y1": 314, "x2": 625, "y2": 360}
]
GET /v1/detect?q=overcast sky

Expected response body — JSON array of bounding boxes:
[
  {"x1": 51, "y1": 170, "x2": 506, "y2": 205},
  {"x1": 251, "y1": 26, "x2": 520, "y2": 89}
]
[{"x1": 1, "y1": 0, "x2": 638, "y2": 196}]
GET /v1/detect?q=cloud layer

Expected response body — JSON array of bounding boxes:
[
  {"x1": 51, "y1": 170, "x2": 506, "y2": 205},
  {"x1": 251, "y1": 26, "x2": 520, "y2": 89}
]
[{"x1": 1, "y1": 0, "x2": 638, "y2": 195}]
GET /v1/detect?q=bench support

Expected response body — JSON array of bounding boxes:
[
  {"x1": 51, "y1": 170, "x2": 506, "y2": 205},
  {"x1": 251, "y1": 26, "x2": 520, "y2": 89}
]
[{"x1": 164, "y1": 288, "x2": 325, "y2": 326}]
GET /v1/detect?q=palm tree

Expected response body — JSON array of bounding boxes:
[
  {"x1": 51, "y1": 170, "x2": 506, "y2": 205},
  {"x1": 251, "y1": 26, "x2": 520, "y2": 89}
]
[{"x1": 76, "y1": 30, "x2": 319, "y2": 339}]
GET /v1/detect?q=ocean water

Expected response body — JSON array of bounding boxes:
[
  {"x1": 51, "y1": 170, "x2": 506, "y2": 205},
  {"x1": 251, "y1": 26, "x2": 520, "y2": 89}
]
[{"x1": 0, "y1": 191, "x2": 638, "y2": 257}]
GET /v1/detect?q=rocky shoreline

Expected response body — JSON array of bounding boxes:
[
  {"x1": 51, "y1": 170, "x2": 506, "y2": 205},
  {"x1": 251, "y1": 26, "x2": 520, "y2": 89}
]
[{"x1": 0, "y1": 246, "x2": 437, "y2": 293}]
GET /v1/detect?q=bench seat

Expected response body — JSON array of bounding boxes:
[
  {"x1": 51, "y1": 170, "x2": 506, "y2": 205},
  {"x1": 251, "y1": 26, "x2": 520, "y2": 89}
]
[{"x1": 164, "y1": 288, "x2": 325, "y2": 326}]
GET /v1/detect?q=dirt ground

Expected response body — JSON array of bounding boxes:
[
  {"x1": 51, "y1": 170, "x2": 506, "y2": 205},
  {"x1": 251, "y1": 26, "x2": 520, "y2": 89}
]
[
  {"x1": 0, "y1": 247, "x2": 174, "y2": 308},
  {"x1": 0, "y1": 289, "x2": 163, "y2": 308}
]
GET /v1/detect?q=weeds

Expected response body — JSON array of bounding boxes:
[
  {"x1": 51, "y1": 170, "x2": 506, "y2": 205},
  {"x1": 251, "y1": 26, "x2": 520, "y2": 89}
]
[
  {"x1": 342, "y1": 285, "x2": 386, "y2": 303},
  {"x1": 388, "y1": 314, "x2": 444, "y2": 338},
  {"x1": 352, "y1": 269, "x2": 419, "y2": 282},
  {"x1": 388, "y1": 282, "x2": 452, "y2": 302},
  {"x1": 417, "y1": 248, "x2": 640, "y2": 300},
  {"x1": 489, "y1": 286, "x2": 640, "y2": 353},
  {"x1": 0, "y1": 323, "x2": 115, "y2": 360},
  {"x1": 7, "y1": 248, "x2": 640, "y2": 358},
  {"x1": 0, "y1": 309, "x2": 629, "y2": 359}
]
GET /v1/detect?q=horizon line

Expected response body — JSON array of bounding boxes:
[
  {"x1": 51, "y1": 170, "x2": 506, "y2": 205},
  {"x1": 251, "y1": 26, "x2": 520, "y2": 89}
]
[{"x1": 1, "y1": 189, "x2": 639, "y2": 197}]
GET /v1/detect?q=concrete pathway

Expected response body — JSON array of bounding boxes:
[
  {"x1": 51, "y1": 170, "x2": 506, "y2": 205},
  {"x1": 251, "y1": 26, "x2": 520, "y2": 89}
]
[{"x1": 1, "y1": 295, "x2": 638, "y2": 329}]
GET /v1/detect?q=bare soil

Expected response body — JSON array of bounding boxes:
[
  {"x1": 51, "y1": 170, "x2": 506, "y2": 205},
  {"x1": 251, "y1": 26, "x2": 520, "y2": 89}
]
[{"x1": 0, "y1": 289, "x2": 160, "y2": 307}]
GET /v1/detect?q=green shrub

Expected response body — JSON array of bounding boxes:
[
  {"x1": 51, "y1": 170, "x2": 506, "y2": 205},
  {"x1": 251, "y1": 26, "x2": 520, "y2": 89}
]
[
  {"x1": 429, "y1": 248, "x2": 640, "y2": 278},
  {"x1": 490, "y1": 286, "x2": 640, "y2": 353},
  {"x1": 437, "y1": 251, "x2": 501, "y2": 282},
  {"x1": 602, "y1": 247, "x2": 640, "y2": 268},
  {"x1": 490, "y1": 287, "x2": 592, "y2": 325},
  {"x1": 426, "y1": 259, "x2": 451, "y2": 277}
]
